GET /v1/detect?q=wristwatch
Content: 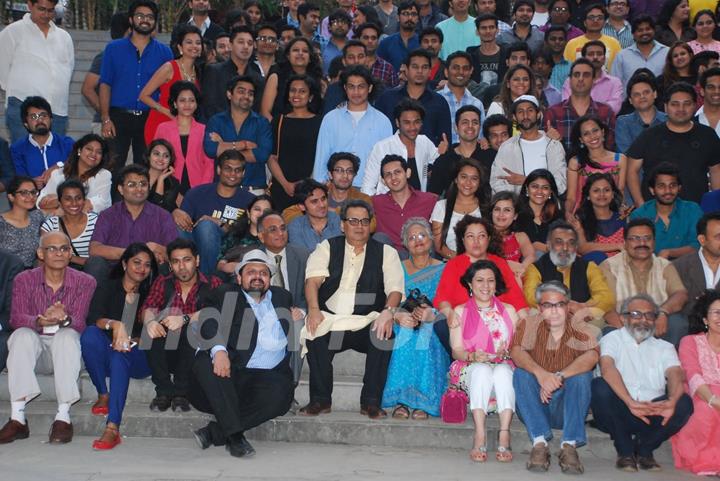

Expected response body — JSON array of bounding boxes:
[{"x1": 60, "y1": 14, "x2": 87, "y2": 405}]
[
  {"x1": 659, "y1": 309, "x2": 670, "y2": 318},
  {"x1": 383, "y1": 306, "x2": 398, "y2": 315},
  {"x1": 60, "y1": 316, "x2": 72, "y2": 328},
  {"x1": 554, "y1": 371, "x2": 565, "y2": 381},
  {"x1": 182, "y1": 314, "x2": 191, "y2": 325}
]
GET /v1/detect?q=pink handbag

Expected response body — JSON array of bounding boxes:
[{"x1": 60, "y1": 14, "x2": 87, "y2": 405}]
[{"x1": 440, "y1": 385, "x2": 469, "y2": 424}]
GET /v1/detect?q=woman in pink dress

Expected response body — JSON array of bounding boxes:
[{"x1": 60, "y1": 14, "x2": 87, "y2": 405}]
[
  {"x1": 689, "y1": 10, "x2": 720, "y2": 54},
  {"x1": 564, "y1": 115, "x2": 626, "y2": 217},
  {"x1": 672, "y1": 289, "x2": 720, "y2": 476},
  {"x1": 139, "y1": 25, "x2": 202, "y2": 144}
]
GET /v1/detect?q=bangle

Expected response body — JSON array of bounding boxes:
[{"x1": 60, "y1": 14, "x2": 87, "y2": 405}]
[
  {"x1": 659, "y1": 309, "x2": 670, "y2": 318},
  {"x1": 710, "y1": 394, "x2": 717, "y2": 407},
  {"x1": 102, "y1": 119, "x2": 111, "y2": 125},
  {"x1": 232, "y1": 141, "x2": 237, "y2": 150}
]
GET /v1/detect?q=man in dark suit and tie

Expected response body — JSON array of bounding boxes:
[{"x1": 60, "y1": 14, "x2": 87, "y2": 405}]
[
  {"x1": 257, "y1": 210, "x2": 309, "y2": 387},
  {"x1": 189, "y1": 249, "x2": 294, "y2": 458},
  {"x1": 673, "y1": 212, "x2": 720, "y2": 317}
]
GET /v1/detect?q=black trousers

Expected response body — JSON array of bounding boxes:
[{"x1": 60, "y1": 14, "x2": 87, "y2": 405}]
[
  {"x1": 108, "y1": 109, "x2": 148, "y2": 178},
  {"x1": 305, "y1": 324, "x2": 393, "y2": 407},
  {"x1": 189, "y1": 352, "x2": 293, "y2": 445},
  {"x1": 146, "y1": 324, "x2": 195, "y2": 397},
  {"x1": 591, "y1": 377, "x2": 693, "y2": 457}
]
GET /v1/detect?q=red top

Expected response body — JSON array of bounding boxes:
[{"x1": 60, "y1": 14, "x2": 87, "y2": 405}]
[
  {"x1": 502, "y1": 233, "x2": 522, "y2": 263},
  {"x1": 144, "y1": 61, "x2": 199, "y2": 144},
  {"x1": 433, "y1": 253, "x2": 528, "y2": 311}
]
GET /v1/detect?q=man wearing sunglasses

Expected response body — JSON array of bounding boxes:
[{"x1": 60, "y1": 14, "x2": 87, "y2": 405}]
[
  {"x1": 300, "y1": 199, "x2": 403, "y2": 420},
  {"x1": 600, "y1": 217, "x2": 689, "y2": 347}
]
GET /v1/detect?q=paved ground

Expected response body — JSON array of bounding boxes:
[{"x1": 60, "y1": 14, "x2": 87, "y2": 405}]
[{"x1": 0, "y1": 435, "x2": 700, "y2": 481}]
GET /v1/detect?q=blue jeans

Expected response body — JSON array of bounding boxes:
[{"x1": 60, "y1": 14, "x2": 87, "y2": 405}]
[
  {"x1": 6, "y1": 96, "x2": 68, "y2": 143},
  {"x1": 180, "y1": 219, "x2": 222, "y2": 275},
  {"x1": 513, "y1": 367, "x2": 592, "y2": 446},
  {"x1": 80, "y1": 326, "x2": 151, "y2": 425}
]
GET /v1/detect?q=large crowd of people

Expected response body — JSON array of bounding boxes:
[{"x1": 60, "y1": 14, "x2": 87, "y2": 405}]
[{"x1": 0, "y1": 0, "x2": 718, "y2": 474}]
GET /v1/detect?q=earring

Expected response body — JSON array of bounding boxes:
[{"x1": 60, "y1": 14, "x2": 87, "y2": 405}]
[
  {"x1": 579, "y1": 142, "x2": 585, "y2": 148},
  {"x1": 705, "y1": 322, "x2": 709, "y2": 331}
]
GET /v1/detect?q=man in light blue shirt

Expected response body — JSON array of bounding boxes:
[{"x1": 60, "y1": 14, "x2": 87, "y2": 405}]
[
  {"x1": 611, "y1": 16, "x2": 669, "y2": 89},
  {"x1": 288, "y1": 179, "x2": 343, "y2": 251},
  {"x1": 313, "y1": 65, "x2": 393, "y2": 186},
  {"x1": 377, "y1": 1, "x2": 420, "y2": 70},
  {"x1": 436, "y1": 0, "x2": 479, "y2": 59},
  {"x1": 602, "y1": 0, "x2": 633, "y2": 48},
  {"x1": 438, "y1": 51, "x2": 486, "y2": 142}
]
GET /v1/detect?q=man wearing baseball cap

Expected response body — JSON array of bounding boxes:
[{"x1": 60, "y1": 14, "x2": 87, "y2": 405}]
[
  {"x1": 189, "y1": 248, "x2": 294, "y2": 458},
  {"x1": 490, "y1": 94, "x2": 567, "y2": 195}
]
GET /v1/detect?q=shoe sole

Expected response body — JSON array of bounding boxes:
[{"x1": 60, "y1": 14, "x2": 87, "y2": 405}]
[
  {"x1": 298, "y1": 408, "x2": 331, "y2": 416},
  {"x1": 526, "y1": 463, "x2": 550, "y2": 472},
  {"x1": 0, "y1": 431, "x2": 29, "y2": 444},
  {"x1": 192, "y1": 430, "x2": 211, "y2": 450}
]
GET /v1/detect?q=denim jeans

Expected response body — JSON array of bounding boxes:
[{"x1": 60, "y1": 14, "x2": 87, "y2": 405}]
[
  {"x1": 513, "y1": 367, "x2": 592, "y2": 446},
  {"x1": 6, "y1": 96, "x2": 68, "y2": 143},
  {"x1": 180, "y1": 219, "x2": 222, "y2": 275}
]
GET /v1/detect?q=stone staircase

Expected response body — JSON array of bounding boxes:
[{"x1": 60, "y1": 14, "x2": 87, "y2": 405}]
[{"x1": 0, "y1": 349, "x2": 672, "y2": 460}]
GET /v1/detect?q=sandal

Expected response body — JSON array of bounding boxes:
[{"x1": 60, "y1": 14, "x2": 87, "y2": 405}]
[
  {"x1": 410, "y1": 409, "x2": 428, "y2": 420},
  {"x1": 392, "y1": 405, "x2": 410, "y2": 420},
  {"x1": 92, "y1": 425, "x2": 122, "y2": 451},
  {"x1": 470, "y1": 446, "x2": 488, "y2": 462},
  {"x1": 496, "y1": 429, "x2": 513, "y2": 463}
]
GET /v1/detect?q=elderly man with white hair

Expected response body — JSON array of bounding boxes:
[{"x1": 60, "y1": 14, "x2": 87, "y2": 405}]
[
  {"x1": 0, "y1": 231, "x2": 96, "y2": 445},
  {"x1": 190, "y1": 249, "x2": 295, "y2": 458}
]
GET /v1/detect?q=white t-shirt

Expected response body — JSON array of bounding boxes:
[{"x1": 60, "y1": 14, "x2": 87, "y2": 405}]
[
  {"x1": 430, "y1": 199, "x2": 482, "y2": 251},
  {"x1": 531, "y1": 12, "x2": 549, "y2": 27},
  {"x1": 349, "y1": 109, "x2": 366, "y2": 127},
  {"x1": 519, "y1": 134, "x2": 549, "y2": 174}
]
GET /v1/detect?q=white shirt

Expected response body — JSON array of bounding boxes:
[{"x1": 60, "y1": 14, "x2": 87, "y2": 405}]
[
  {"x1": 519, "y1": 135, "x2": 549, "y2": 173},
  {"x1": 600, "y1": 327, "x2": 680, "y2": 401},
  {"x1": 37, "y1": 168, "x2": 113, "y2": 213},
  {"x1": 531, "y1": 12, "x2": 549, "y2": 27},
  {"x1": 698, "y1": 249, "x2": 720, "y2": 289},
  {"x1": 696, "y1": 105, "x2": 720, "y2": 138},
  {"x1": 268, "y1": 247, "x2": 289, "y2": 289},
  {"x1": 430, "y1": 199, "x2": 482, "y2": 251},
  {"x1": 361, "y1": 132, "x2": 439, "y2": 195},
  {"x1": 187, "y1": 16, "x2": 211, "y2": 35},
  {"x1": 0, "y1": 14, "x2": 74, "y2": 116}
]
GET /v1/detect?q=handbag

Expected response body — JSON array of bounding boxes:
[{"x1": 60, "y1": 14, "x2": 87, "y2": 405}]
[{"x1": 440, "y1": 385, "x2": 469, "y2": 424}]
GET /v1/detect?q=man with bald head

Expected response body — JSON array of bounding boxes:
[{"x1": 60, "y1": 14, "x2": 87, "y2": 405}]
[{"x1": 0, "y1": 231, "x2": 96, "y2": 445}]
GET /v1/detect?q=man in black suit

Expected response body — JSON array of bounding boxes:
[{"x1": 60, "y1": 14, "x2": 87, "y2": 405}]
[
  {"x1": 0, "y1": 249, "x2": 23, "y2": 371},
  {"x1": 257, "y1": 210, "x2": 309, "y2": 387},
  {"x1": 190, "y1": 249, "x2": 294, "y2": 458}
]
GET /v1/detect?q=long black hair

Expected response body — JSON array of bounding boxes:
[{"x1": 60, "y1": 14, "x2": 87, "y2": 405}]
[
  {"x1": 517, "y1": 169, "x2": 563, "y2": 224},
  {"x1": 569, "y1": 115, "x2": 607, "y2": 170},
  {"x1": 440, "y1": 158, "x2": 488, "y2": 250},
  {"x1": 110, "y1": 243, "x2": 159, "y2": 307},
  {"x1": 576, "y1": 173, "x2": 622, "y2": 241}
]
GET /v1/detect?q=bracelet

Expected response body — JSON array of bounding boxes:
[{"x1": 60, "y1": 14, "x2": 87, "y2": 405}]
[
  {"x1": 710, "y1": 394, "x2": 717, "y2": 407},
  {"x1": 102, "y1": 119, "x2": 111, "y2": 125}
]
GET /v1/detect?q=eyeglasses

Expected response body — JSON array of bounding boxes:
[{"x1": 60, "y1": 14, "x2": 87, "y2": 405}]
[
  {"x1": 400, "y1": 11, "x2": 419, "y2": 17},
  {"x1": 330, "y1": 19, "x2": 350, "y2": 26},
  {"x1": 43, "y1": 245, "x2": 72, "y2": 254},
  {"x1": 344, "y1": 217, "x2": 371, "y2": 226},
  {"x1": 27, "y1": 112, "x2": 49, "y2": 121},
  {"x1": 221, "y1": 166, "x2": 245, "y2": 174},
  {"x1": 332, "y1": 167, "x2": 355, "y2": 175},
  {"x1": 134, "y1": 13, "x2": 156, "y2": 21},
  {"x1": 626, "y1": 235, "x2": 653, "y2": 243},
  {"x1": 265, "y1": 225, "x2": 287, "y2": 234},
  {"x1": 124, "y1": 181, "x2": 149, "y2": 189},
  {"x1": 552, "y1": 6, "x2": 569, "y2": 12},
  {"x1": 15, "y1": 189, "x2": 39, "y2": 197},
  {"x1": 540, "y1": 301, "x2": 568, "y2": 310},
  {"x1": 257, "y1": 35, "x2": 278, "y2": 43},
  {"x1": 623, "y1": 310, "x2": 658, "y2": 321},
  {"x1": 407, "y1": 233, "x2": 428, "y2": 242},
  {"x1": 586, "y1": 14, "x2": 605, "y2": 21}
]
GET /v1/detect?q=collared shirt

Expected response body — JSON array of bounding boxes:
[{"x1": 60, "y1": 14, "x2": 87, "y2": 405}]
[
  {"x1": 10, "y1": 266, "x2": 96, "y2": 334},
  {"x1": 544, "y1": 83, "x2": 562, "y2": 107},
  {"x1": 99, "y1": 36, "x2": 173, "y2": 111},
  {"x1": 371, "y1": 56, "x2": 399, "y2": 88},
  {"x1": 539, "y1": 22, "x2": 585, "y2": 40},
  {"x1": 203, "y1": 110, "x2": 273, "y2": 188},
  {"x1": 187, "y1": 16, "x2": 211, "y2": 35},
  {"x1": 377, "y1": 32, "x2": 420, "y2": 71},
  {"x1": 0, "y1": 14, "x2": 74, "y2": 116},
  {"x1": 439, "y1": 85, "x2": 486, "y2": 143},
  {"x1": 91, "y1": 201, "x2": 178, "y2": 250},
  {"x1": 285, "y1": 13, "x2": 300, "y2": 28},
  {"x1": 545, "y1": 98, "x2": 616, "y2": 155},
  {"x1": 313, "y1": 105, "x2": 393, "y2": 187},
  {"x1": 436, "y1": 16, "x2": 480, "y2": 60},
  {"x1": 142, "y1": 272, "x2": 223, "y2": 317},
  {"x1": 321, "y1": 40, "x2": 343, "y2": 75},
  {"x1": 244, "y1": 290, "x2": 288, "y2": 369},
  {"x1": 511, "y1": 315, "x2": 599, "y2": 373},
  {"x1": 372, "y1": 189, "x2": 438, "y2": 250},
  {"x1": 287, "y1": 211, "x2": 343, "y2": 251},
  {"x1": 549, "y1": 58, "x2": 571, "y2": 91},
  {"x1": 418, "y1": 3, "x2": 448, "y2": 30},
  {"x1": 496, "y1": 25, "x2": 545, "y2": 56},
  {"x1": 699, "y1": 249, "x2": 720, "y2": 288},
  {"x1": 615, "y1": 109, "x2": 667, "y2": 153},
  {"x1": 630, "y1": 199, "x2": 704, "y2": 254},
  {"x1": 602, "y1": 19, "x2": 633, "y2": 48},
  {"x1": 600, "y1": 327, "x2": 680, "y2": 401},
  {"x1": 268, "y1": 247, "x2": 289, "y2": 288},
  {"x1": 611, "y1": 41, "x2": 669, "y2": 88},
  {"x1": 561, "y1": 71, "x2": 624, "y2": 114},
  {"x1": 10, "y1": 132, "x2": 74, "y2": 177},
  {"x1": 696, "y1": 105, "x2": 720, "y2": 137},
  {"x1": 375, "y1": 86, "x2": 453, "y2": 146}
]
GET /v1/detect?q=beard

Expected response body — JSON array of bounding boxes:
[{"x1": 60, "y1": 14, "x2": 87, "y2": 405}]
[
  {"x1": 132, "y1": 22, "x2": 154, "y2": 35},
  {"x1": 549, "y1": 250, "x2": 577, "y2": 268},
  {"x1": 31, "y1": 125, "x2": 50, "y2": 135},
  {"x1": 625, "y1": 322, "x2": 655, "y2": 343}
]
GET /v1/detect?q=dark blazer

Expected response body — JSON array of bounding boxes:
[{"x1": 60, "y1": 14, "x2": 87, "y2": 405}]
[
  {"x1": 201, "y1": 59, "x2": 264, "y2": 120},
  {"x1": 673, "y1": 250, "x2": 720, "y2": 316},
  {"x1": 200, "y1": 285, "x2": 293, "y2": 370},
  {"x1": 0, "y1": 249, "x2": 23, "y2": 331},
  {"x1": 263, "y1": 244, "x2": 310, "y2": 310}
]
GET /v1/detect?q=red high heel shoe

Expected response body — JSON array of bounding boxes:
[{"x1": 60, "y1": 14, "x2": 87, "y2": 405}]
[{"x1": 92, "y1": 426, "x2": 121, "y2": 450}]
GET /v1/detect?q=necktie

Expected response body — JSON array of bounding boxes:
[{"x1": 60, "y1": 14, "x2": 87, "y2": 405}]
[{"x1": 274, "y1": 254, "x2": 285, "y2": 289}]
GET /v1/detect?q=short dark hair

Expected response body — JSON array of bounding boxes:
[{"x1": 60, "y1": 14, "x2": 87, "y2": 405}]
[
  {"x1": 6, "y1": 176, "x2": 35, "y2": 198},
  {"x1": 381, "y1": 154, "x2": 409, "y2": 173},
  {"x1": 446, "y1": 51, "x2": 473, "y2": 67},
  {"x1": 584, "y1": 2, "x2": 607, "y2": 19},
  {"x1": 118, "y1": 164, "x2": 150, "y2": 185},
  {"x1": 56, "y1": 178, "x2": 86, "y2": 200},
  {"x1": 581, "y1": 39, "x2": 606, "y2": 56},
  {"x1": 701, "y1": 66, "x2": 720, "y2": 88},
  {"x1": 357, "y1": 22, "x2": 382, "y2": 37},
  {"x1": 398, "y1": 1, "x2": 419, "y2": 15},
  {"x1": 419, "y1": 26, "x2": 444, "y2": 43},
  {"x1": 394, "y1": 99, "x2": 425, "y2": 121},
  {"x1": 217, "y1": 149, "x2": 246, "y2": 169},
  {"x1": 327, "y1": 152, "x2": 360, "y2": 173},
  {"x1": 226, "y1": 74, "x2": 258, "y2": 94},
  {"x1": 294, "y1": 178, "x2": 328, "y2": 205},
  {"x1": 110, "y1": 12, "x2": 131, "y2": 39},
  {"x1": 475, "y1": 13, "x2": 499, "y2": 28},
  {"x1": 456, "y1": 104, "x2": 483, "y2": 125},
  {"x1": 506, "y1": 41, "x2": 532, "y2": 59},
  {"x1": 404, "y1": 48, "x2": 432, "y2": 66},
  {"x1": 693, "y1": 50, "x2": 720, "y2": 74},
  {"x1": 690, "y1": 289, "x2": 720, "y2": 334},
  {"x1": 340, "y1": 65, "x2": 375, "y2": 98},
  {"x1": 21, "y1": 96, "x2": 52, "y2": 121},
  {"x1": 461, "y1": 259, "x2": 508, "y2": 296},
  {"x1": 544, "y1": 25, "x2": 567, "y2": 42},
  {"x1": 513, "y1": 0, "x2": 535, "y2": 14},
  {"x1": 340, "y1": 199, "x2": 374, "y2": 220},
  {"x1": 128, "y1": 0, "x2": 159, "y2": 19},
  {"x1": 647, "y1": 161, "x2": 681, "y2": 187},
  {"x1": 254, "y1": 23, "x2": 278, "y2": 37},
  {"x1": 624, "y1": 217, "x2": 655, "y2": 239},
  {"x1": 631, "y1": 14, "x2": 655, "y2": 32},
  {"x1": 482, "y1": 113, "x2": 513, "y2": 138},
  {"x1": 257, "y1": 210, "x2": 285, "y2": 232},
  {"x1": 167, "y1": 238, "x2": 199, "y2": 258},
  {"x1": 168, "y1": 81, "x2": 201, "y2": 116},
  {"x1": 664, "y1": 81, "x2": 697, "y2": 104},
  {"x1": 454, "y1": 215, "x2": 502, "y2": 256},
  {"x1": 229, "y1": 25, "x2": 254, "y2": 43},
  {"x1": 546, "y1": 219, "x2": 578, "y2": 243},
  {"x1": 298, "y1": 3, "x2": 320, "y2": 17},
  {"x1": 570, "y1": 57, "x2": 595, "y2": 75},
  {"x1": 626, "y1": 71, "x2": 658, "y2": 97},
  {"x1": 697, "y1": 212, "x2": 720, "y2": 236},
  {"x1": 342, "y1": 39, "x2": 367, "y2": 57},
  {"x1": 224, "y1": 8, "x2": 251, "y2": 31},
  {"x1": 329, "y1": 8, "x2": 352, "y2": 25}
]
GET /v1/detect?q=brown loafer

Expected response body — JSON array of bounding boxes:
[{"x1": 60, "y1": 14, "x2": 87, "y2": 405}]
[
  {"x1": 0, "y1": 419, "x2": 29, "y2": 444},
  {"x1": 49, "y1": 420, "x2": 73, "y2": 444},
  {"x1": 526, "y1": 443, "x2": 551, "y2": 472},
  {"x1": 616, "y1": 455, "x2": 638, "y2": 472},
  {"x1": 637, "y1": 455, "x2": 662, "y2": 471},
  {"x1": 360, "y1": 404, "x2": 387, "y2": 420},
  {"x1": 298, "y1": 401, "x2": 332, "y2": 416},
  {"x1": 558, "y1": 444, "x2": 584, "y2": 474}
]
